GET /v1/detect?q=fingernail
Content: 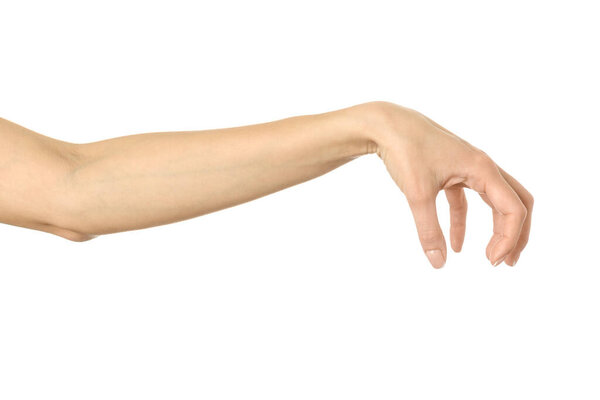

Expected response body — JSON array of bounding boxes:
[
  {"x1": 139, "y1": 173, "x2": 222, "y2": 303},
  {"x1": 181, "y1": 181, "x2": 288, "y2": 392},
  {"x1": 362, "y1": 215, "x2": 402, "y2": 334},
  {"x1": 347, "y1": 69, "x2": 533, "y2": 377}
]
[
  {"x1": 513, "y1": 253, "x2": 520, "y2": 266},
  {"x1": 493, "y1": 255, "x2": 506, "y2": 267},
  {"x1": 426, "y1": 249, "x2": 445, "y2": 269}
]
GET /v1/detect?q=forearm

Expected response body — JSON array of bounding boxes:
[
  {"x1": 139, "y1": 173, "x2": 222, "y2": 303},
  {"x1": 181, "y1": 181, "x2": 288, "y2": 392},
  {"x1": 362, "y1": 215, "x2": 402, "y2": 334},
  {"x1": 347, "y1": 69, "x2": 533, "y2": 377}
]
[{"x1": 64, "y1": 104, "x2": 380, "y2": 235}]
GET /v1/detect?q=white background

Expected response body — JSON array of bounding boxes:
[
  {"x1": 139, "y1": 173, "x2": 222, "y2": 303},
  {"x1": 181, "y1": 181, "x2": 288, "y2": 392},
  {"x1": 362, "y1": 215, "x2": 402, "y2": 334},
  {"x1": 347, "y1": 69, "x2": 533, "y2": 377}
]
[{"x1": 1, "y1": 0, "x2": 598, "y2": 399}]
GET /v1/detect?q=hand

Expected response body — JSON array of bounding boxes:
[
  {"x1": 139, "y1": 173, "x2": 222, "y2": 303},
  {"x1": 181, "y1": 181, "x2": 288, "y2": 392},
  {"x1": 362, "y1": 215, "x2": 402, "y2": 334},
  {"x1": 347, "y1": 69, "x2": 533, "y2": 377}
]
[{"x1": 364, "y1": 102, "x2": 533, "y2": 268}]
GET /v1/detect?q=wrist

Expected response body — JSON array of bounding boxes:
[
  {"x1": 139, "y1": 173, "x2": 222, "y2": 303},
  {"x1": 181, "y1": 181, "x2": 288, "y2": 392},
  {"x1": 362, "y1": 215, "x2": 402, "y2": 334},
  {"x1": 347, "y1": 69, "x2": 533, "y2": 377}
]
[
  {"x1": 350, "y1": 101, "x2": 407, "y2": 156},
  {"x1": 327, "y1": 102, "x2": 390, "y2": 159}
]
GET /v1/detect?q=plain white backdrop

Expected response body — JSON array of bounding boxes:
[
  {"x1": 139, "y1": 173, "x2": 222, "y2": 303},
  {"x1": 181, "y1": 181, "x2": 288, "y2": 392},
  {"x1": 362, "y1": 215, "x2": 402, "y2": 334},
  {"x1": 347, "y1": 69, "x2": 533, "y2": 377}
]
[{"x1": 1, "y1": 0, "x2": 598, "y2": 399}]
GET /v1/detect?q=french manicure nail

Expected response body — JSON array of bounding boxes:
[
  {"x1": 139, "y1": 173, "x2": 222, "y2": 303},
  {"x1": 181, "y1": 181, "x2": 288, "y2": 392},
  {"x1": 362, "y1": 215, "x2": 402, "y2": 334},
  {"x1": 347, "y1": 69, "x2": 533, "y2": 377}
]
[
  {"x1": 426, "y1": 249, "x2": 445, "y2": 269},
  {"x1": 493, "y1": 256, "x2": 506, "y2": 267}
]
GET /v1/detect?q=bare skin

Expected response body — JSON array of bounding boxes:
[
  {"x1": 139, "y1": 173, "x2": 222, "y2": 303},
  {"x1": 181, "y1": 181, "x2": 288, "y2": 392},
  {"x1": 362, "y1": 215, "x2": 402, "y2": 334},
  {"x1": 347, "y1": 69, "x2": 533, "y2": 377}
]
[{"x1": 0, "y1": 101, "x2": 533, "y2": 267}]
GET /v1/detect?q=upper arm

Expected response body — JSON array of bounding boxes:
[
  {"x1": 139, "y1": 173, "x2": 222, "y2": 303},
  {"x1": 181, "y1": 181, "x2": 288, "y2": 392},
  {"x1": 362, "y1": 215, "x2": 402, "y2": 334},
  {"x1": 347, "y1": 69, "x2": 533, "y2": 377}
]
[{"x1": 0, "y1": 117, "x2": 94, "y2": 241}]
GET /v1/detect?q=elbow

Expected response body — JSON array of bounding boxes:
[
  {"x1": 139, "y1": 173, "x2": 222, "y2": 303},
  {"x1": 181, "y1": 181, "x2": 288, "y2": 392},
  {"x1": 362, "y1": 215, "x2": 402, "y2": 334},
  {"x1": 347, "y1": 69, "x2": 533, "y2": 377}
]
[
  {"x1": 53, "y1": 227, "x2": 99, "y2": 242},
  {"x1": 36, "y1": 217, "x2": 99, "y2": 242},
  {"x1": 0, "y1": 121, "x2": 100, "y2": 243},
  {"x1": 54, "y1": 197, "x2": 101, "y2": 244},
  {"x1": 69, "y1": 234, "x2": 98, "y2": 242},
  {"x1": 44, "y1": 196, "x2": 99, "y2": 242},
  {"x1": 45, "y1": 143, "x2": 100, "y2": 243}
]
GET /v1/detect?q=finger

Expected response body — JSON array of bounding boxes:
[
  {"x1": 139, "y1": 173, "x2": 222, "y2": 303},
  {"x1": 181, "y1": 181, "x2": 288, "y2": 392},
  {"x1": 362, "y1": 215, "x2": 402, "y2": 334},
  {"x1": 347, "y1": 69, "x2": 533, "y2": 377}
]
[
  {"x1": 445, "y1": 186, "x2": 468, "y2": 252},
  {"x1": 480, "y1": 192, "x2": 503, "y2": 262},
  {"x1": 407, "y1": 191, "x2": 447, "y2": 269},
  {"x1": 467, "y1": 155, "x2": 527, "y2": 266},
  {"x1": 497, "y1": 167, "x2": 534, "y2": 266}
]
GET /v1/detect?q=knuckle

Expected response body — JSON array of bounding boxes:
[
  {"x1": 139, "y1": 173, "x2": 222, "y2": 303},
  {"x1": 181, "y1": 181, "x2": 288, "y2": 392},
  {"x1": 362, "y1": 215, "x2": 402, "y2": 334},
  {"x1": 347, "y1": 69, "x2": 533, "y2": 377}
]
[
  {"x1": 472, "y1": 150, "x2": 494, "y2": 170},
  {"x1": 451, "y1": 220, "x2": 466, "y2": 229},
  {"x1": 407, "y1": 191, "x2": 429, "y2": 205},
  {"x1": 524, "y1": 191, "x2": 534, "y2": 209},
  {"x1": 451, "y1": 201, "x2": 468, "y2": 213},
  {"x1": 405, "y1": 184, "x2": 436, "y2": 205},
  {"x1": 419, "y1": 229, "x2": 441, "y2": 246},
  {"x1": 408, "y1": 193, "x2": 433, "y2": 208}
]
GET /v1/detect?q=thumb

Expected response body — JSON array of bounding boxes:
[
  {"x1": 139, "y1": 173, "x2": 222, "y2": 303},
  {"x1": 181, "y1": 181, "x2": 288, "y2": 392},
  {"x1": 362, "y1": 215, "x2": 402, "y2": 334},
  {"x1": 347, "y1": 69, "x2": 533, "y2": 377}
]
[{"x1": 407, "y1": 192, "x2": 447, "y2": 269}]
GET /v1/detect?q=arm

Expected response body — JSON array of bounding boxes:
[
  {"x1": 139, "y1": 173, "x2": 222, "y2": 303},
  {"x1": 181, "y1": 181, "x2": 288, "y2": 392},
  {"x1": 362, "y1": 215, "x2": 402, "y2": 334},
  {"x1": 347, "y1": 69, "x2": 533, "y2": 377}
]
[
  {"x1": 0, "y1": 102, "x2": 533, "y2": 267},
  {"x1": 0, "y1": 105, "x2": 374, "y2": 243},
  {"x1": 65, "y1": 104, "x2": 376, "y2": 238}
]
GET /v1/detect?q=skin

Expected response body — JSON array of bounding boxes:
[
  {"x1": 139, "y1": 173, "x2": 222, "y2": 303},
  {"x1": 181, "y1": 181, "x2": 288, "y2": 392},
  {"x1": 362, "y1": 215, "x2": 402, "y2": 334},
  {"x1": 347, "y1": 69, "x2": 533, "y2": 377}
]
[{"x1": 0, "y1": 101, "x2": 533, "y2": 267}]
